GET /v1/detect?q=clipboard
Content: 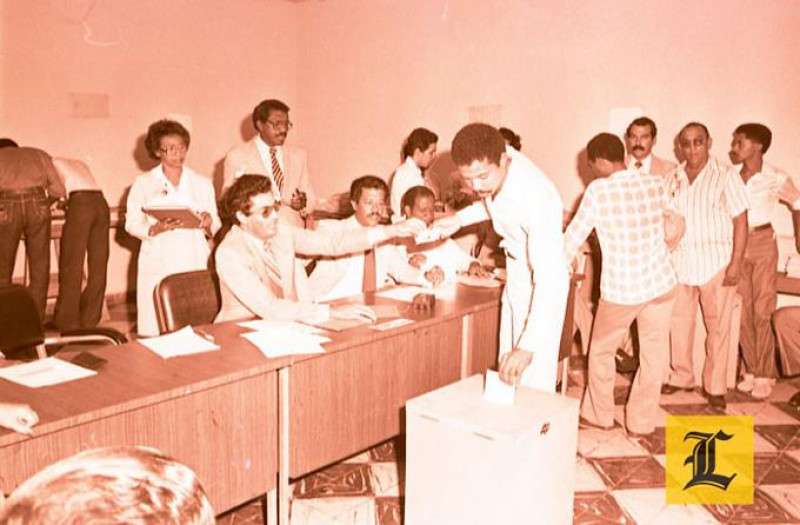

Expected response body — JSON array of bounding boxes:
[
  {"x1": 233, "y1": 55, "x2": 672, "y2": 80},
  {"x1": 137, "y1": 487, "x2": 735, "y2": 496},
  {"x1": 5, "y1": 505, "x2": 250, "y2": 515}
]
[{"x1": 142, "y1": 206, "x2": 202, "y2": 228}]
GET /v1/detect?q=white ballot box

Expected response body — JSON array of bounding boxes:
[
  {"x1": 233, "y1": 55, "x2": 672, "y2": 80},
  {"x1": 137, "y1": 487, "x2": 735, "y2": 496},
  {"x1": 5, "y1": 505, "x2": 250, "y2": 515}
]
[{"x1": 405, "y1": 375, "x2": 579, "y2": 525}]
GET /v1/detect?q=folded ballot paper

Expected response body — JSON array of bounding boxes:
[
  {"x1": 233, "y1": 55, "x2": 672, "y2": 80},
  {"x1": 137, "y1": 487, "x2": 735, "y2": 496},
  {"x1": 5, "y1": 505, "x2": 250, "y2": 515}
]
[
  {"x1": 238, "y1": 322, "x2": 332, "y2": 358},
  {"x1": 139, "y1": 326, "x2": 219, "y2": 358},
  {"x1": 0, "y1": 357, "x2": 97, "y2": 388}
]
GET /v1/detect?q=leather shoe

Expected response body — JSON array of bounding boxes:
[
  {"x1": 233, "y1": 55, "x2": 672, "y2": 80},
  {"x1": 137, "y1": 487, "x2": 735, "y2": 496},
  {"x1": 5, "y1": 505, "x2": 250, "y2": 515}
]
[
  {"x1": 704, "y1": 391, "x2": 727, "y2": 410},
  {"x1": 579, "y1": 416, "x2": 613, "y2": 431},
  {"x1": 789, "y1": 392, "x2": 800, "y2": 407},
  {"x1": 661, "y1": 384, "x2": 693, "y2": 395}
]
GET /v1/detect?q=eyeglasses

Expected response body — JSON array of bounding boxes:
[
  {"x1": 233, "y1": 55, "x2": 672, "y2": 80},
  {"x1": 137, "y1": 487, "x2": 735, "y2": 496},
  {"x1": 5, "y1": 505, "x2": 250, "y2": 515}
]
[
  {"x1": 159, "y1": 144, "x2": 188, "y2": 155},
  {"x1": 250, "y1": 202, "x2": 282, "y2": 218},
  {"x1": 265, "y1": 120, "x2": 293, "y2": 131}
]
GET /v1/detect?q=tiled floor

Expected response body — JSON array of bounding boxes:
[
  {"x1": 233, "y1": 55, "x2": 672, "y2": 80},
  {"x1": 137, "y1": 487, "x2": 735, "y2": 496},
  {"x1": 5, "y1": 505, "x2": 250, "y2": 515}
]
[{"x1": 98, "y1": 303, "x2": 800, "y2": 524}]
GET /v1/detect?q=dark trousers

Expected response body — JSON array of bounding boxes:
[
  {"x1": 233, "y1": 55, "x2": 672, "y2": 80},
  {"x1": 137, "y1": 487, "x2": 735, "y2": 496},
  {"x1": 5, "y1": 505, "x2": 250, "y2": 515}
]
[
  {"x1": 54, "y1": 191, "x2": 110, "y2": 331},
  {"x1": 0, "y1": 188, "x2": 51, "y2": 322}
]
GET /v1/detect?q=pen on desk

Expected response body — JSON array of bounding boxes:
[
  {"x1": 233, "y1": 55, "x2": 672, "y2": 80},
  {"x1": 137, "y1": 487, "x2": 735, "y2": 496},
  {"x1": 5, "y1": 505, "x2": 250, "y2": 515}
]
[{"x1": 194, "y1": 327, "x2": 215, "y2": 342}]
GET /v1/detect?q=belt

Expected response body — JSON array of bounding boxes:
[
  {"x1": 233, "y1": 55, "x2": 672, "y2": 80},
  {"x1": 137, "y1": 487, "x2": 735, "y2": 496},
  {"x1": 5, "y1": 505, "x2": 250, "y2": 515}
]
[
  {"x1": 0, "y1": 187, "x2": 46, "y2": 199},
  {"x1": 750, "y1": 223, "x2": 773, "y2": 233},
  {"x1": 69, "y1": 189, "x2": 103, "y2": 197}
]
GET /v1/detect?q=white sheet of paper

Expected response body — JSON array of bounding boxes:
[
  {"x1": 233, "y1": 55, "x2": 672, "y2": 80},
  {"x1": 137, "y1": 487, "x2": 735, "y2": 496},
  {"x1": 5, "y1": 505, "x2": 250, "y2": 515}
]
[
  {"x1": 139, "y1": 326, "x2": 220, "y2": 358},
  {"x1": 241, "y1": 331, "x2": 329, "y2": 358},
  {"x1": 370, "y1": 318, "x2": 414, "y2": 331},
  {"x1": 483, "y1": 370, "x2": 515, "y2": 406},
  {"x1": 370, "y1": 304, "x2": 403, "y2": 318},
  {"x1": 0, "y1": 357, "x2": 97, "y2": 388},
  {"x1": 456, "y1": 274, "x2": 504, "y2": 288},
  {"x1": 237, "y1": 319, "x2": 324, "y2": 334},
  {"x1": 375, "y1": 283, "x2": 457, "y2": 302}
]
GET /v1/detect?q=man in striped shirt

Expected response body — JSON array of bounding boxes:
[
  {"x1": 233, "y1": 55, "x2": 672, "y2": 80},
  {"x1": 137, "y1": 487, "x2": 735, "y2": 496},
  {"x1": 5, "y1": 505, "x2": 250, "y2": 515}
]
[
  {"x1": 565, "y1": 133, "x2": 677, "y2": 435},
  {"x1": 661, "y1": 122, "x2": 749, "y2": 410}
]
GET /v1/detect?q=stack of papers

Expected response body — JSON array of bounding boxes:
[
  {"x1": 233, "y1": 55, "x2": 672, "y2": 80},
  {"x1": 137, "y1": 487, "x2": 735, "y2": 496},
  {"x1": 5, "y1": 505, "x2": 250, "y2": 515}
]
[
  {"x1": 456, "y1": 274, "x2": 503, "y2": 288},
  {"x1": 0, "y1": 357, "x2": 97, "y2": 388},
  {"x1": 376, "y1": 283, "x2": 457, "y2": 302},
  {"x1": 240, "y1": 330, "x2": 331, "y2": 358},
  {"x1": 139, "y1": 326, "x2": 219, "y2": 358}
]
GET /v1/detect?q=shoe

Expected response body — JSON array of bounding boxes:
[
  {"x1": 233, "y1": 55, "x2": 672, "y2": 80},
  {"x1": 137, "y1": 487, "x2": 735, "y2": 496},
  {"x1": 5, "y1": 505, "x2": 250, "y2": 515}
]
[
  {"x1": 750, "y1": 377, "x2": 774, "y2": 400},
  {"x1": 737, "y1": 373, "x2": 755, "y2": 393},
  {"x1": 615, "y1": 349, "x2": 639, "y2": 374},
  {"x1": 661, "y1": 384, "x2": 694, "y2": 395},
  {"x1": 579, "y1": 416, "x2": 613, "y2": 431},
  {"x1": 704, "y1": 391, "x2": 727, "y2": 410},
  {"x1": 789, "y1": 392, "x2": 800, "y2": 407}
]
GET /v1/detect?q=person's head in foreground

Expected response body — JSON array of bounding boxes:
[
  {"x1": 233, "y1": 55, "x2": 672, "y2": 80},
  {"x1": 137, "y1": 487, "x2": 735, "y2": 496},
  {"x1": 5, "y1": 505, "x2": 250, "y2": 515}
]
[
  {"x1": 586, "y1": 133, "x2": 626, "y2": 178},
  {"x1": 451, "y1": 123, "x2": 509, "y2": 198},
  {"x1": 401, "y1": 185, "x2": 436, "y2": 227},
  {"x1": 220, "y1": 174, "x2": 280, "y2": 242},
  {"x1": 0, "y1": 446, "x2": 215, "y2": 524}
]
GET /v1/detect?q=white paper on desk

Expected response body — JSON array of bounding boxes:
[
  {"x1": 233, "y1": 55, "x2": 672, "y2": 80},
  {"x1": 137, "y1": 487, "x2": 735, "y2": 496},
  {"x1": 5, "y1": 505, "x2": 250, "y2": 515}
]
[
  {"x1": 237, "y1": 319, "x2": 324, "y2": 334},
  {"x1": 241, "y1": 330, "x2": 329, "y2": 358},
  {"x1": 456, "y1": 274, "x2": 504, "y2": 288},
  {"x1": 375, "y1": 283, "x2": 457, "y2": 302},
  {"x1": 0, "y1": 357, "x2": 97, "y2": 388},
  {"x1": 305, "y1": 317, "x2": 371, "y2": 332},
  {"x1": 371, "y1": 304, "x2": 403, "y2": 319},
  {"x1": 370, "y1": 318, "x2": 414, "y2": 331},
  {"x1": 484, "y1": 370, "x2": 515, "y2": 406},
  {"x1": 139, "y1": 326, "x2": 219, "y2": 358}
]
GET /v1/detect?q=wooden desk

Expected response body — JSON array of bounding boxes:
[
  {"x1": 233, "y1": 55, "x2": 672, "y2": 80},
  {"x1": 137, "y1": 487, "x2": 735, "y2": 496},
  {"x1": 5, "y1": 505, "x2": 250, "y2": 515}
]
[{"x1": 0, "y1": 322, "x2": 286, "y2": 515}]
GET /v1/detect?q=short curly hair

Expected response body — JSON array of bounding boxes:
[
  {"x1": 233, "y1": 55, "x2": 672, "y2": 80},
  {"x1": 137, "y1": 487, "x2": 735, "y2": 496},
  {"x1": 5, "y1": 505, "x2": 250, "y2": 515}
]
[
  {"x1": 145, "y1": 119, "x2": 191, "y2": 160},
  {"x1": 220, "y1": 174, "x2": 273, "y2": 225},
  {"x1": 451, "y1": 123, "x2": 506, "y2": 167}
]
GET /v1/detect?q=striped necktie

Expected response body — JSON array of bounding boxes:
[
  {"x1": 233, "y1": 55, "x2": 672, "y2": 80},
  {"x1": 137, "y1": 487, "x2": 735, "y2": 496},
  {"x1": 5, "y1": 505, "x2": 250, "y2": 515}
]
[
  {"x1": 362, "y1": 248, "x2": 377, "y2": 293},
  {"x1": 269, "y1": 146, "x2": 285, "y2": 193},
  {"x1": 261, "y1": 243, "x2": 285, "y2": 293}
]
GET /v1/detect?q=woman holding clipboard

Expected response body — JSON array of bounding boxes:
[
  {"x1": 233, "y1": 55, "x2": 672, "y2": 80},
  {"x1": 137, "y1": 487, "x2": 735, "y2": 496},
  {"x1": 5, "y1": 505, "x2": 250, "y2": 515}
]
[{"x1": 125, "y1": 119, "x2": 220, "y2": 336}]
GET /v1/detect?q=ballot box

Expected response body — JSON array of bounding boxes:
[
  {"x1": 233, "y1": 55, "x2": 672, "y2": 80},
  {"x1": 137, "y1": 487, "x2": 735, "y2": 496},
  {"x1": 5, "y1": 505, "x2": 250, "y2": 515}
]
[{"x1": 405, "y1": 374, "x2": 579, "y2": 525}]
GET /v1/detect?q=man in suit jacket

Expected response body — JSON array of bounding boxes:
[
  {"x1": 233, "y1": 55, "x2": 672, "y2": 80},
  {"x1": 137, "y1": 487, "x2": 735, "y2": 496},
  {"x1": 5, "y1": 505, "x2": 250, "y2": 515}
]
[
  {"x1": 215, "y1": 175, "x2": 423, "y2": 325},
  {"x1": 223, "y1": 99, "x2": 317, "y2": 228},
  {"x1": 625, "y1": 116, "x2": 677, "y2": 177},
  {"x1": 308, "y1": 176, "x2": 442, "y2": 302}
]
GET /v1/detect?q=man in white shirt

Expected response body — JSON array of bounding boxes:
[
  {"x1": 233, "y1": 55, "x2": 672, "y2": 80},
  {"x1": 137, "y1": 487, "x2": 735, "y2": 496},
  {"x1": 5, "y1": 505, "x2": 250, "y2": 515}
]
[
  {"x1": 731, "y1": 123, "x2": 789, "y2": 399},
  {"x1": 215, "y1": 175, "x2": 424, "y2": 325},
  {"x1": 223, "y1": 99, "x2": 317, "y2": 227},
  {"x1": 390, "y1": 128, "x2": 438, "y2": 222},
  {"x1": 431, "y1": 124, "x2": 569, "y2": 391},
  {"x1": 400, "y1": 185, "x2": 491, "y2": 281},
  {"x1": 564, "y1": 133, "x2": 677, "y2": 435},
  {"x1": 308, "y1": 176, "x2": 442, "y2": 302},
  {"x1": 661, "y1": 122, "x2": 749, "y2": 410},
  {"x1": 625, "y1": 117, "x2": 677, "y2": 177}
]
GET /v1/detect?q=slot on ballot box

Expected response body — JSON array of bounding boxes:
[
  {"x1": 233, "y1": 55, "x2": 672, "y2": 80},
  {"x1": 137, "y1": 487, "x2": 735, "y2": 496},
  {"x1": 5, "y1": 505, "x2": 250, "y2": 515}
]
[{"x1": 405, "y1": 374, "x2": 579, "y2": 525}]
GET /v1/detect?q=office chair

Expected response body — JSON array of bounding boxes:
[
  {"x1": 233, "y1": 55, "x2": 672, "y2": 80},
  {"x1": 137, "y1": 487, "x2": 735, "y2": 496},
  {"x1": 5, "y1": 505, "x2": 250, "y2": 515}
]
[
  {"x1": 0, "y1": 284, "x2": 126, "y2": 359},
  {"x1": 153, "y1": 270, "x2": 221, "y2": 335}
]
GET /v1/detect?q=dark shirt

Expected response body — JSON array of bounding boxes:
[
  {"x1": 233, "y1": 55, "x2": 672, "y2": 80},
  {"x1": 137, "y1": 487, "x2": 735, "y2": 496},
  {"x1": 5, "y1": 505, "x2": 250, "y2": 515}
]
[{"x1": 0, "y1": 147, "x2": 65, "y2": 198}]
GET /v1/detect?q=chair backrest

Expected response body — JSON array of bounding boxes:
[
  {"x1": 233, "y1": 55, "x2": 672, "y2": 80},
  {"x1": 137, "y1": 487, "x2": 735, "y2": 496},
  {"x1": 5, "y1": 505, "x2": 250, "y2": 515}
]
[
  {"x1": 153, "y1": 270, "x2": 221, "y2": 335},
  {"x1": 0, "y1": 284, "x2": 44, "y2": 351}
]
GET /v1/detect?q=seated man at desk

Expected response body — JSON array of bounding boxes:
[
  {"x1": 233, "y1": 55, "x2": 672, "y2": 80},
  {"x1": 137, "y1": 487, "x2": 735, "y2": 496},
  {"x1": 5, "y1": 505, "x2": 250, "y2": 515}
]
[
  {"x1": 400, "y1": 185, "x2": 491, "y2": 281},
  {"x1": 215, "y1": 175, "x2": 424, "y2": 325},
  {"x1": 308, "y1": 176, "x2": 442, "y2": 302}
]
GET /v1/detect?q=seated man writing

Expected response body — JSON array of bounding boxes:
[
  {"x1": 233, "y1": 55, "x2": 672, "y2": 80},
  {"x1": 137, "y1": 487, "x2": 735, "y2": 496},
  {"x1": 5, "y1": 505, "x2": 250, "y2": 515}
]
[
  {"x1": 308, "y1": 175, "x2": 442, "y2": 302},
  {"x1": 400, "y1": 185, "x2": 492, "y2": 280},
  {"x1": 215, "y1": 175, "x2": 424, "y2": 325}
]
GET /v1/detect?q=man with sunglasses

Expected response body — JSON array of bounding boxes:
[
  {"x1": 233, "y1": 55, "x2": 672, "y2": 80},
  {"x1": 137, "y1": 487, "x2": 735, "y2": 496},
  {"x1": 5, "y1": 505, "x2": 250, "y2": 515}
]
[
  {"x1": 223, "y1": 99, "x2": 317, "y2": 228},
  {"x1": 215, "y1": 175, "x2": 425, "y2": 325}
]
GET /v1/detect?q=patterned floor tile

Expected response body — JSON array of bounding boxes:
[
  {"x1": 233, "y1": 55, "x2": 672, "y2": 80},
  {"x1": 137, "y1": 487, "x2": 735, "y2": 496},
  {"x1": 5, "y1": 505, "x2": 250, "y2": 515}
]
[
  {"x1": 754, "y1": 453, "x2": 781, "y2": 484},
  {"x1": 760, "y1": 453, "x2": 800, "y2": 485},
  {"x1": 575, "y1": 457, "x2": 608, "y2": 492},
  {"x1": 628, "y1": 427, "x2": 667, "y2": 455},
  {"x1": 374, "y1": 497, "x2": 403, "y2": 525},
  {"x1": 290, "y1": 499, "x2": 343, "y2": 525},
  {"x1": 770, "y1": 381, "x2": 800, "y2": 403},
  {"x1": 589, "y1": 456, "x2": 664, "y2": 490},
  {"x1": 759, "y1": 484, "x2": 800, "y2": 520},
  {"x1": 705, "y1": 487, "x2": 800, "y2": 524},
  {"x1": 369, "y1": 463, "x2": 401, "y2": 497},
  {"x1": 293, "y1": 464, "x2": 373, "y2": 499},
  {"x1": 754, "y1": 430, "x2": 781, "y2": 453},
  {"x1": 611, "y1": 488, "x2": 719, "y2": 525},
  {"x1": 657, "y1": 389, "x2": 708, "y2": 405},
  {"x1": 330, "y1": 499, "x2": 376, "y2": 525},
  {"x1": 579, "y1": 428, "x2": 649, "y2": 458},
  {"x1": 572, "y1": 491, "x2": 635, "y2": 524},
  {"x1": 727, "y1": 402, "x2": 800, "y2": 425},
  {"x1": 787, "y1": 449, "x2": 800, "y2": 465},
  {"x1": 774, "y1": 402, "x2": 800, "y2": 422},
  {"x1": 215, "y1": 500, "x2": 262, "y2": 525},
  {"x1": 662, "y1": 403, "x2": 723, "y2": 417},
  {"x1": 342, "y1": 451, "x2": 371, "y2": 464},
  {"x1": 756, "y1": 424, "x2": 800, "y2": 451},
  {"x1": 368, "y1": 439, "x2": 402, "y2": 463}
]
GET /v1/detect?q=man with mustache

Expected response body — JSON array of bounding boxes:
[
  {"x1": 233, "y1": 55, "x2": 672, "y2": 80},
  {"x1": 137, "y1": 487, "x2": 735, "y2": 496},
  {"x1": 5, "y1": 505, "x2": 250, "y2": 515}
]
[
  {"x1": 614, "y1": 117, "x2": 678, "y2": 373},
  {"x1": 308, "y1": 175, "x2": 442, "y2": 302},
  {"x1": 223, "y1": 99, "x2": 317, "y2": 228},
  {"x1": 661, "y1": 122, "x2": 749, "y2": 410}
]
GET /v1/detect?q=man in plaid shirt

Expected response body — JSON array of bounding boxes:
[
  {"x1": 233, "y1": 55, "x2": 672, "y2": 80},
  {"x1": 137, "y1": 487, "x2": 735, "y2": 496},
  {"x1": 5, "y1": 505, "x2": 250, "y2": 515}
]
[{"x1": 564, "y1": 133, "x2": 677, "y2": 436}]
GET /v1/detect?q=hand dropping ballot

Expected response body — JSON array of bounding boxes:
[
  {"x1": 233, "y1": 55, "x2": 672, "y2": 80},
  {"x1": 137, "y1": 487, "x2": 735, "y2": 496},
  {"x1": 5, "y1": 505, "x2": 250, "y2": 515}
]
[{"x1": 483, "y1": 370, "x2": 515, "y2": 405}]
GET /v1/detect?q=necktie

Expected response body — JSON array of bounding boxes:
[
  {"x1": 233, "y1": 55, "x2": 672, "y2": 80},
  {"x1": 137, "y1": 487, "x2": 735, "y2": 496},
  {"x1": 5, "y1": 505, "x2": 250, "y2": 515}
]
[
  {"x1": 269, "y1": 146, "x2": 285, "y2": 193},
  {"x1": 362, "y1": 248, "x2": 377, "y2": 293},
  {"x1": 635, "y1": 161, "x2": 643, "y2": 170},
  {"x1": 262, "y1": 243, "x2": 284, "y2": 294}
]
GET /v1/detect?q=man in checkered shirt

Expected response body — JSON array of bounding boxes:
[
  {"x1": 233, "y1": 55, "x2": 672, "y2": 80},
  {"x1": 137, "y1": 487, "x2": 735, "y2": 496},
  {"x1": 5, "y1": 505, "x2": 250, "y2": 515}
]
[{"x1": 564, "y1": 133, "x2": 677, "y2": 436}]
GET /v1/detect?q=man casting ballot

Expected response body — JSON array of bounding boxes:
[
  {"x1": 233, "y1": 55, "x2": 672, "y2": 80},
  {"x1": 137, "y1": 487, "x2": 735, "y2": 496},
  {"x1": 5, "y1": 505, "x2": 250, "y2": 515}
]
[{"x1": 431, "y1": 124, "x2": 569, "y2": 391}]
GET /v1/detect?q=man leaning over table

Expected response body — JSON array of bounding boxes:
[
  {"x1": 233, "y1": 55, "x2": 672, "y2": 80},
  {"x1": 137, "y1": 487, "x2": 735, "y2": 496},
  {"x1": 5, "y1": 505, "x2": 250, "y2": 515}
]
[
  {"x1": 214, "y1": 175, "x2": 425, "y2": 325},
  {"x1": 431, "y1": 123, "x2": 569, "y2": 392}
]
